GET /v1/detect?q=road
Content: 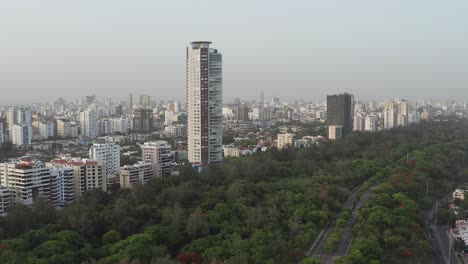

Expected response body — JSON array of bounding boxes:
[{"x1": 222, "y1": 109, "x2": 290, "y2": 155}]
[
  {"x1": 303, "y1": 182, "x2": 376, "y2": 264},
  {"x1": 424, "y1": 196, "x2": 459, "y2": 264},
  {"x1": 303, "y1": 154, "x2": 413, "y2": 263}
]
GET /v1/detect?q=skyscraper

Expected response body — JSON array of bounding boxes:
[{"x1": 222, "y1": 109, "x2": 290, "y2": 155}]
[
  {"x1": 186, "y1": 41, "x2": 223, "y2": 164},
  {"x1": 140, "y1": 95, "x2": 151, "y2": 108},
  {"x1": 128, "y1": 93, "x2": 133, "y2": 110},
  {"x1": 326, "y1": 93, "x2": 353, "y2": 137},
  {"x1": 0, "y1": 123, "x2": 3, "y2": 144},
  {"x1": 133, "y1": 108, "x2": 153, "y2": 133}
]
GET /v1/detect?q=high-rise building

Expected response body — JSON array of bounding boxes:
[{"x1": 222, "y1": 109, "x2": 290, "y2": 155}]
[
  {"x1": 260, "y1": 90, "x2": 265, "y2": 107},
  {"x1": 80, "y1": 108, "x2": 97, "y2": 138},
  {"x1": 0, "y1": 158, "x2": 51, "y2": 206},
  {"x1": 48, "y1": 166, "x2": 75, "y2": 207},
  {"x1": 39, "y1": 122, "x2": 54, "y2": 140},
  {"x1": 115, "y1": 104, "x2": 123, "y2": 116},
  {"x1": 133, "y1": 108, "x2": 153, "y2": 133},
  {"x1": 12, "y1": 125, "x2": 31, "y2": 145},
  {"x1": 0, "y1": 123, "x2": 3, "y2": 144},
  {"x1": 397, "y1": 99, "x2": 408, "y2": 127},
  {"x1": 353, "y1": 113, "x2": 365, "y2": 131},
  {"x1": 56, "y1": 119, "x2": 72, "y2": 138},
  {"x1": 70, "y1": 159, "x2": 107, "y2": 196},
  {"x1": 89, "y1": 143, "x2": 121, "y2": 178},
  {"x1": 186, "y1": 41, "x2": 223, "y2": 164},
  {"x1": 383, "y1": 101, "x2": 397, "y2": 129},
  {"x1": 277, "y1": 133, "x2": 294, "y2": 149},
  {"x1": 141, "y1": 141, "x2": 171, "y2": 177},
  {"x1": 7, "y1": 108, "x2": 32, "y2": 145},
  {"x1": 364, "y1": 115, "x2": 378, "y2": 132},
  {"x1": 112, "y1": 117, "x2": 128, "y2": 134},
  {"x1": 326, "y1": 93, "x2": 353, "y2": 137},
  {"x1": 140, "y1": 95, "x2": 151, "y2": 108},
  {"x1": 128, "y1": 93, "x2": 133, "y2": 110}
]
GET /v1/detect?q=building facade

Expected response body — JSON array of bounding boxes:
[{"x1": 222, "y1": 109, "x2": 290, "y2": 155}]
[
  {"x1": 133, "y1": 108, "x2": 153, "y2": 133},
  {"x1": 277, "y1": 133, "x2": 294, "y2": 149},
  {"x1": 7, "y1": 108, "x2": 32, "y2": 145},
  {"x1": 120, "y1": 162, "x2": 153, "y2": 188},
  {"x1": 327, "y1": 93, "x2": 353, "y2": 138},
  {"x1": 141, "y1": 141, "x2": 171, "y2": 177},
  {"x1": 186, "y1": 41, "x2": 223, "y2": 164},
  {"x1": 0, "y1": 159, "x2": 51, "y2": 206},
  {"x1": 89, "y1": 143, "x2": 121, "y2": 178}
]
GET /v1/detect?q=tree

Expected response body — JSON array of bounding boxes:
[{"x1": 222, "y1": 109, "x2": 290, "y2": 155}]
[{"x1": 186, "y1": 209, "x2": 209, "y2": 238}]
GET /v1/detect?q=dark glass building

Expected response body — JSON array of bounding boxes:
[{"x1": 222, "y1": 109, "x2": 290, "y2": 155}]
[
  {"x1": 327, "y1": 93, "x2": 354, "y2": 137},
  {"x1": 133, "y1": 108, "x2": 153, "y2": 133}
]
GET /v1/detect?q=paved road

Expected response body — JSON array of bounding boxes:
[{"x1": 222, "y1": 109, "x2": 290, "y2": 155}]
[
  {"x1": 424, "y1": 196, "x2": 459, "y2": 264},
  {"x1": 304, "y1": 185, "x2": 361, "y2": 261},
  {"x1": 306, "y1": 183, "x2": 376, "y2": 264}
]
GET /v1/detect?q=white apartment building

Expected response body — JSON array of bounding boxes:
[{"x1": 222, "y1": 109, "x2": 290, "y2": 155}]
[
  {"x1": 49, "y1": 166, "x2": 74, "y2": 206},
  {"x1": 89, "y1": 143, "x2": 121, "y2": 178},
  {"x1": 364, "y1": 115, "x2": 378, "y2": 132},
  {"x1": 8, "y1": 108, "x2": 32, "y2": 145},
  {"x1": 7, "y1": 107, "x2": 31, "y2": 138},
  {"x1": 112, "y1": 117, "x2": 128, "y2": 134},
  {"x1": 383, "y1": 101, "x2": 397, "y2": 129},
  {"x1": 187, "y1": 41, "x2": 223, "y2": 164},
  {"x1": 120, "y1": 162, "x2": 153, "y2": 188},
  {"x1": 39, "y1": 122, "x2": 54, "y2": 140},
  {"x1": 277, "y1": 133, "x2": 294, "y2": 149},
  {"x1": 50, "y1": 158, "x2": 107, "y2": 197},
  {"x1": 164, "y1": 124, "x2": 187, "y2": 138},
  {"x1": 12, "y1": 124, "x2": 32, "y2": 146},
  {"x1": 353, "y1": 113, "x2": 365, "y2": 131},
  {"x1": 80, "y1": 108, "x2": 97, "y2": 138},
  {"x1": 141, "y1": 141, "x2": 171, "y2": 177},
  {"x1": 0, "y1": 159, "x2": 51, "y2": 206}
]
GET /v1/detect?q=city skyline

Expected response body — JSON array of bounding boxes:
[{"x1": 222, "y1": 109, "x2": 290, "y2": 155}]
[{"x1": 2, "y1": 1, "x2": 468, "y2": 104}]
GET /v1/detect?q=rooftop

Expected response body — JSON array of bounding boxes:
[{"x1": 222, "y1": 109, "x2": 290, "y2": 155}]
[{"x1": 190, "y1": 41, "x2": 212, "y2": 49}]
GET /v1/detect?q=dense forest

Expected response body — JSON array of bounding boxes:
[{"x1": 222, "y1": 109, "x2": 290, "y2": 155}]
[{"x1": 1, "y1": 121, "x2": 468, "y2": 264}]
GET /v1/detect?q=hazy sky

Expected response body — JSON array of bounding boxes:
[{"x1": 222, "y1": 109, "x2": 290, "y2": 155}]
[{"x1": 1, "y1": 1, "x2": 468, "y2": 105}]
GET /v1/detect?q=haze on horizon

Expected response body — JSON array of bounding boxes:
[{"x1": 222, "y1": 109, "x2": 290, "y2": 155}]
[{"x1": 1, "y1": 0, "x2": 467, "y2": 105}]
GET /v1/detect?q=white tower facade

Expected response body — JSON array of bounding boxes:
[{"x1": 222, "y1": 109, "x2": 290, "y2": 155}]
[{"x1": 186, "y1": 41, "x2": 223, "y2": 164}]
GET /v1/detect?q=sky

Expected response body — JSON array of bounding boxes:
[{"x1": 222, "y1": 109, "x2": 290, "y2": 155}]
[{"x1": 1, "y1": 0, "x2": 468, "y2": 105}]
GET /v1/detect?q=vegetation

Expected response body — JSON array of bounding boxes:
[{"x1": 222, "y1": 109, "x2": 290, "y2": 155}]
[{"x1": 1, "y1": 121, "x2": 468, "y2": 263}]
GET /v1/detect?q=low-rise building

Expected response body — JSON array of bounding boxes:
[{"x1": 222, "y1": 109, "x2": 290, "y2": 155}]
[
  {"x1": 453, "y1": 189, "x2": 467, "y2": 200},
  {"x1": 328, "y1": 125, "x2": 343, "y2": 140},
  {"x1": 277, "y1": 133, "x2": 294, "y2": 149}
]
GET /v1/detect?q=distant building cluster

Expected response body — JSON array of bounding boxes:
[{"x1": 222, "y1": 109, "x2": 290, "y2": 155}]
[
  {"x1": 0, "y1": 140, "x2": 173, "y2": 215},
  {"x1": 1, "y1": 40, "x2": 468, "y2": 215}
]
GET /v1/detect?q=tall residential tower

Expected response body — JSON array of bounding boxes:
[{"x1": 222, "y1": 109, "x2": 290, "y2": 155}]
[{"x1": 186, "y1": 41, "x2": 223, "y2": 164}]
